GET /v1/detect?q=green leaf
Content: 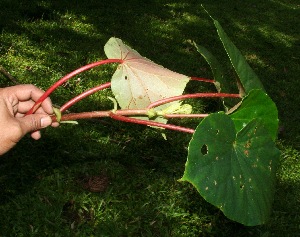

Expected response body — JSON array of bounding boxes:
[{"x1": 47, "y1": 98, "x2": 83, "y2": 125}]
[
  {"x1": 181, "y1": 113, "x2": 280, "y2": 226},
  {"x1": 193, "y1": 42, "x2": 224, "y2": 93},
  {"x1": 193, "y1": 42, "x2": 239, "y2": 109},
  {"x1": 213, "y1": 20, "x2": 265, "y2": 94},
  {"x1": 53, "y1": 107, "x2": 61, "y2": 122},
  {"x1": 229, "y1": 89, "x2": 279, "y2": 141}
]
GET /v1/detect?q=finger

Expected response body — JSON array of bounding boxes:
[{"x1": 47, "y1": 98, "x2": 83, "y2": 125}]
[
  {"x1": 15, "y1": 100, "x2": 42, "y2": 117},
  {"x1": 51, "y1": 121, "x2": 60, "y2": 127},
  {"x1": 6, "y1": 84, "x2": 45, "y2": 102},
  {"x1": 40, "y1": 97, "x2": 54, "y2": 115},
  {"x1": 16, "y1": 97, "x2": 53, "y2": 115},
  {"x1": 31, "y1": 130, "x2": 42, "y2": 140},
  {"x1": 4, "y1": 85, "x2": 54, "y2": 115},
  {"x1": 16, "y1": 100, "x2": 36, "y2": 114},
  {"x1": 17, "y1": 114, "x2": 52, "y2": 135}
]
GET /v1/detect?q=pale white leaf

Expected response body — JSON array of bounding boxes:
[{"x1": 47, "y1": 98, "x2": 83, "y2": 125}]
[{"x1": 104, "y1": 37, "x2": 190, "y2": 123}]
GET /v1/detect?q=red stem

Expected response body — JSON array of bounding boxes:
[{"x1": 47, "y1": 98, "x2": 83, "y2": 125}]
[
  {"x1": 164, "y1": 114, "x2": 209, "y2": 119},
  {"x1": 59, "y1": 77, "x2": 215, "y2": 112},
  {"x1": 147, "y1": 92, "x2": 241, "y2": 109},
  {"x1": 55, "y1": 110, "x2": 209, "y2": 121},
  {"x1": 191, "y1": 77, "x2": 215, "y2": 83},
  {"x1": 109, "y1": 112, "x2": 195, "y2": 134},
  {"x1": 26, "y1": 59, "x2": 122, "y2": 115},
  {"x1": 60, "y1": 82, "x2": 111, "y2": 112},
  {"x1": 28, "y1": 56, "x2": 235, "y2": 134},
  {"x1": 53, "y1": 109, "x2": 148, "y2": 121}
]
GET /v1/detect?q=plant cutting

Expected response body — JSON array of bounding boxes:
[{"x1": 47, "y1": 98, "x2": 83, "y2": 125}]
[{"x1": 26, "y1": 15, "x2": 280, "y2": 226}]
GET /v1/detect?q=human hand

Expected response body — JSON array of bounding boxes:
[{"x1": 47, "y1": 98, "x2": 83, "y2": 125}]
[{"x1": 0, "y1": 84, "x2": 56, "y2": 155}]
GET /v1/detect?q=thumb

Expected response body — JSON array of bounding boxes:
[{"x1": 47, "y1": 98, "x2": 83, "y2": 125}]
[{"x1": 18, "y1": 114, "x2": 52, "y2": 134}]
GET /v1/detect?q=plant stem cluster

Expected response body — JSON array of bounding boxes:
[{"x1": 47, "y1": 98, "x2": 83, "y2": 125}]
[{"x1": 27, "y1": 60, "x2": 241, "y2": 133}]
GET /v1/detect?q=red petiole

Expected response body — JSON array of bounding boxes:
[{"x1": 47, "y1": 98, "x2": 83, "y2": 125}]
[
  {"x1": 146, "y1": 92, "x2": 240, "y2": 109},
  {"x1": 28, "y1": 59, "x2": 242, "y2": 134},
  {"x1": 109, "y1": 112, "x2": 195, "y2": 134},
  {"x1": 60, "y1": 82, "x2": 111, "y2": 112},
  {"x1": 26, "y1": 59, "x2": 122, "y2": 115}
]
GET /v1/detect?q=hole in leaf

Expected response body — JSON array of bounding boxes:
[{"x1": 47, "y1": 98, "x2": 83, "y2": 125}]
[{"x1": 201, "y1": 144, "x2": 208, "y2": 155}]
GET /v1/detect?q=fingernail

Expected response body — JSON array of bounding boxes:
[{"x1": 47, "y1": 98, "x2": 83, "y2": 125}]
[{"x1": 41, "y1": 116, "x2": 52, "y2": 128}]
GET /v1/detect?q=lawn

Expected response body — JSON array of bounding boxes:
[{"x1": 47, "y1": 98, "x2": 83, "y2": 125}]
[{"x1": 0, "y1": 0, "x2": 299, "y2": 236}]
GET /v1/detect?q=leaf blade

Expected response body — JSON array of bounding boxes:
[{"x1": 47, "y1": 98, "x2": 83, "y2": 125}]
[
  {"x1": 181, "y1": 113, "x2": 280, "y2": 226},
  {"x1": 104, "y1": 37, "x2": 190, "y2": 123},
  {"x1": 193, "y1": 42, "x2": 240, "y2": 109},
  {"x1": 229, "y1": 89, "x2": 279, "y2": 141},
  {"x1": 213, "y1": 20, "x2": 265, "y2": 94}
]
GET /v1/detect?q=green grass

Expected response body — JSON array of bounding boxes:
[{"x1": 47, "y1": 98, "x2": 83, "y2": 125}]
[{"x1": 0, "y1": 0, "x2": 299, "y2": 236}]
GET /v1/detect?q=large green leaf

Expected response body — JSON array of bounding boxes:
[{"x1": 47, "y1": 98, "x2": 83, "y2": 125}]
[
  {"x1": 213, "y1": 20, "x2": 265, "y2": 94},
  {"x1": 193, "y1": 42, "x2": 225, "y2": 93},
  {"x1": 229, "y1": 89, "x2": 279, "y2": 141},
  {"x1": 193, "y1": 42, "x2": 240, "y2": 109},
  {"x1": 181, "y1": 113, "x2": 280, "y2": 226}
]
